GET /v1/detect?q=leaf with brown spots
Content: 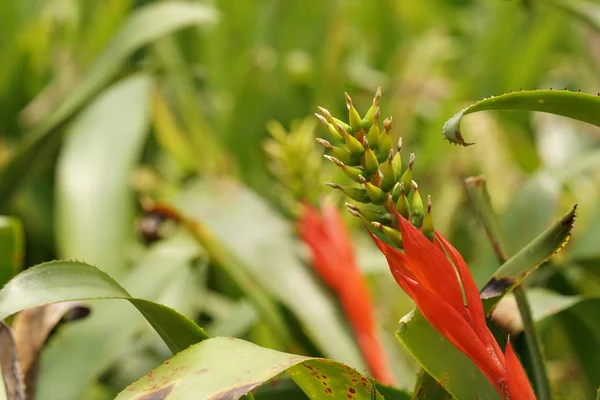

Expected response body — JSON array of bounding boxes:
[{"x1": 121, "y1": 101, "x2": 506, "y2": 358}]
[{"x1": 116, "y1": 337, "x2": 408, "y2": 400}]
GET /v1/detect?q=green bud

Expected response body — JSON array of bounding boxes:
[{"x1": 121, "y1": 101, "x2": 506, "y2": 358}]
[
  {"x1": 400, "y1": 153, "x2": 415, "y2": 196},
  {"x1": 362, "y1": 87, "x2": 382, "y2": 129},
  {"x1": 392, "y1": 138, "x2": 402, "y2": 175},
  {"x1": 360, "y1": 175, "x2": 387, "y2": 205},
  {"x1": 325, "y1": 182, "x2": 370, "y2": 203},
  {"x1": 315, "y1": 113, "x2": 344, "y2": 142},
  {"x1": 316, "y1": 138, "x2": 352, "y2": 164},
  {"x1": 372, "y1": 222, "x2": 403, "y2": 248},
  {"x1": 324, "y1": 155, "x2": 365, "y2": 183},
  {"x1": 364, "y1": 146, "x2": 379, "y2": 174},
  {"x1": 336, "y1": 124, "x2": 365, "y2": 155},
  {"x1": 377, "y1": 117, "x2": 393, "y2": 162},
  {"x1": 379, "y1": 151, "x2": 397, "y2": 192},
  {"x1": 422, "y1": 195, "x2": 434, "y2": 242},
  {"x1": 410, "y1": 181, "x2": 425, "y2": 228},
  {"x1": 365, "y1": 108, "x2": 380, "y2": 150},
  {"x1": 317, "y1": 106, "x2": 353, "y2": 135},
  {"x1": 391, "y1": 182, "x2": 402, "y2": 203},
  {"x1": 345, "y1": 93, "x2": 363, "y2": 132},
  {"x1": 345, "y1": 202, "x2": 392, "y2": 225},
  {"x1": 396, "y1": 183, "x2": 410, "y2": 219}
]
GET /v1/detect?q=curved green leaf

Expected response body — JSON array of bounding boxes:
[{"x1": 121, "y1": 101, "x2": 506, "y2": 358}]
[
  {"x1": 56, "y1": 73, "x2": 152, "y2": 275},
  {"x1": 480, "y1": 205, "x2": 576, "y2": 302},
  {"x1": 116, "y1": 337, "x2": 390, "y2": 400},
  {"x1": 442, "y1": 90, "x2": 600, "y2": 146},
  {"x1": 394, "y1": 310, "x2": 501, "y2": 400},
  {"x1": 0, "y1": 1, "x2": 217, "y2": 209},
  {"x1": 0, "y1": 261, "x2": 208, "y2": 353},
  {"x1": 0, "y1": 216, "x2": 23, "y2": 288},
  {"x1": 37, "y1": 235, "x2": 202, "y2": 400}
]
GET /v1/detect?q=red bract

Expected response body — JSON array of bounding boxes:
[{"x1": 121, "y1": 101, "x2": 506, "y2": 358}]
[
  {"x1": 299, "y1": 201, "x2": 395, "y2": 385},
  {"x1": 370, "y1": 215, "x2": 535, "y2": 399}
]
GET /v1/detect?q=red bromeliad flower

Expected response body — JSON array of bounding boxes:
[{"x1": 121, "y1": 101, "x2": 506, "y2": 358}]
[
  {"x1": 299, "y1": 201, "x2": 396, "y2": 385},
  {"x1": 370, "y1": 215, "x2": 535, "y2": 399}
]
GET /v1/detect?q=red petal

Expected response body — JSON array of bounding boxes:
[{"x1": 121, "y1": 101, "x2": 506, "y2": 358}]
[
  {"x1": 434, "y1": 232, "x2": 504, "y2": 365},
  {"x1": 299, "y1": 204, "x2": 340, "y2": 289},
  {"x1": 505, "y1": 339, "x2": 536, "y2": 400},
  {"x1": 367, "y1": 229, "x2": 417, "y2": 297},
  {"x1": 397, "y1": 216, "x2": 466, "y2": 315},
  {"x1": 401, "y1": 276, "x2": 506, "y2": 389}
]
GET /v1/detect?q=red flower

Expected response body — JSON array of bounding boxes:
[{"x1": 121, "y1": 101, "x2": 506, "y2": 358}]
[
  {"x1": 299, "y1": 201, "x2": 395, "y2": 385},
  {"x1": 370, "y1": 215, "x2": 535, "y2": 399}
]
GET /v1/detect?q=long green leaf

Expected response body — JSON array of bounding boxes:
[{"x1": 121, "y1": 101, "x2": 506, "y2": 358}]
[
  {"x1": 442, "y1": 90, "x2": 600, "y2": 146},
  {"x1": 0, "y1": 261, "x2": 208, "y2": 353},
  {"x1": 56, "y1": 73, "x2": 152, "y2": 275},
  {"x1": 395, "y1": 310, "x2": 501, "y2": 400},
  {"x1": 479, "y1": 205, "x2": 576, "y2": 303},
  {"x1": 0, "y1": 1, "x2": 217, "y2": 209},
  {"x1": 116, "y1": 337, "x2": 393, "y2": 400},
  {"x1": 37, "y1": 235, "x2": 202, "y2": 400},
  {"x1": 0, "y1": 216, "x2": 23, "y2": 288}
]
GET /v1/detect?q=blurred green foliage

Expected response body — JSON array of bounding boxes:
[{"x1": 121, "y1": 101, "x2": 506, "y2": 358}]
[{"x1": 1, "y1": 0, "x2": 600, "y2": 399}]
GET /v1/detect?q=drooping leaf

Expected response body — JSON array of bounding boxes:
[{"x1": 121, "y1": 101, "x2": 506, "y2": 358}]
[
  {"x1": 0, "y1": 323, "x2": 25, "y2": 400},
  {"x1": 116, "y1": 337, "x2": 388, "y2": 400},
  {"x1": 0, "y1": 1, "x2": 217, "y2": 209},
  {"x1": 394, "y1": 310, "x2": 501, "y2": 400},
  {"x1": 0, "y1": 261, "x2": 208, "y2": 353},
  {"x1": 442, "y1": 90, "x2": 600, "y2": 146},
  {"x1": 0, "y1": 216, "x2": 23, "y2": 288},
  {"x1": 37, "y1": 234, "x2": 202, "y2": 400},
  {"x1": 56, "y1": 73, "x2": 152, "y2": 275}
]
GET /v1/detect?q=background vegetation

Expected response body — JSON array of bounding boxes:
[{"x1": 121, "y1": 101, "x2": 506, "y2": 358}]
[{"x1": 1, "y1": 0, "x2": 600, "y2": 399}]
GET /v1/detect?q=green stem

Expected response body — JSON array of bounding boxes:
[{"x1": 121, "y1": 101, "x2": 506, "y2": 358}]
[{"x1": 465, "y1": 176, "x2": 551, "y2": 400}]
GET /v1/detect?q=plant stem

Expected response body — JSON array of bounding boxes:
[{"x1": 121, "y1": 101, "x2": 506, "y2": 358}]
[{"x1": 465, "y1": 176, "x2": 551, "y2": 400}]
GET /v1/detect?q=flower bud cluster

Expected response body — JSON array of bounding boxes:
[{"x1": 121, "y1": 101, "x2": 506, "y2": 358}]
[{"x1": 315, "y1": 89, "x2": 434, "y2": 246}]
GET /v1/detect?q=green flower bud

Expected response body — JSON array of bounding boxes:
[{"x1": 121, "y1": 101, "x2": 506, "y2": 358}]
[
  {"x1": 422, "y1": 195, "x2": 434, "y2": 242},
  {"x1": 316, "y1": 138, "x2": 352, "y2": 164},
  {"x1": 379, "y1": 151, "x2": 397, "y2": 192},
  {"x1": 364, "y1": 145, "x2": 379, "y2": 174},
  {"x1": 336, "y1": 124, "x2": 365, "y2": 155},
  {"x1": 317, "y1": 106, "x2": 352, "y2": 133},
  {"x1": 324, "y1": 155, "x2": 365, "y2": 183},
  {"x1": 345, "y1": 93, "x2": 363, "y2": 132},
  {"x1": 400, "y1": 153, "x2": 415, "y2": 196},
  {"x1": 410, "y1": 181, "x2": 425, "y2": 228},
  {"x1": 360, "y1": 175, "x2": 387, "y2": 205},
  {"x1": 362, "y1": 87, "x2": 382, "y2": 129},
  {"x1": 392, "y1": 138, "x2": 402, "y2": 175},
  {"x1": 396, "y1": 183, "x2": 410, "y2": 219},
  {"x1": 391, "y1": 182, "x2": 401, "y2": 203},
  {"x1": 377, "y1": 117, "x2": 393, "y2": 162},
  {"x1": 345, "y1": 202, "x2": 392, "y2": 225},
  {"x1": 372, "y1": 222, "x2": 403, "y2": 248},
  {"x1": 365, "y1": 108, "x2": 381, "y2": 150},
  {"x1": 325, "y1": 182, "x2": 370, "y2": 203},
  {"x1": 315, "y1": 113, "x2": 344, "y2": 142}
]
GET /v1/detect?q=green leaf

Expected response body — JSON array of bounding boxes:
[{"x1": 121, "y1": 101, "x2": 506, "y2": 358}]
[
  {"x1": 56, "y1": 73, "x2": 152, "y2": 275},
  {"x1": 0, "y1": 260, "x2": 208, "y2": 353},
  {"x1": 116, "y1": 337, "x2": 384, "y2": 400},
  {"x1": 394, "y1": 310, "x2": 501, "y2": 400},
  {"x1": 37, "y1": 235, "x2": 202, "y2": 400},
  {"x1": 442, "y1": 90, "x2": 600, "y2": 146},
  {"x1": 409, "y1": 370, "x2": 451, "y2": 400},
  {"x1": 173, "y1": 179, "x2": 365, "y2": 369},
  {"x1": 0, "y1": 1, "x2": 217, "y2": 209},
  {"x1": 0, "y1": 216, "x2": 23, "y2": 288},
  {"x1": 480, "y1": 205, "x2": 576, "y2": 304}
]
